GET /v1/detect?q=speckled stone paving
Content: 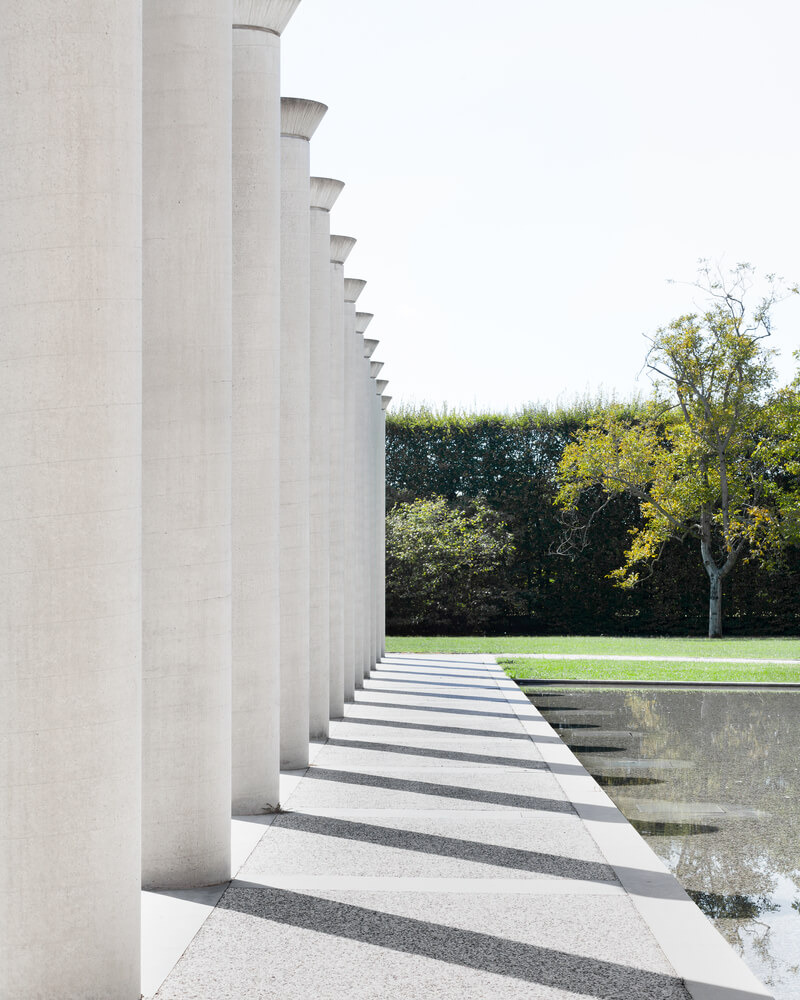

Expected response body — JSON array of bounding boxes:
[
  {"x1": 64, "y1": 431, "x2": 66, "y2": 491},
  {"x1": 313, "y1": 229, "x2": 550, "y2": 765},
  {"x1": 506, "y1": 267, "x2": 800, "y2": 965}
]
[{"x1": 150, "y1": 655, "x2": 759, "y2": 1000}]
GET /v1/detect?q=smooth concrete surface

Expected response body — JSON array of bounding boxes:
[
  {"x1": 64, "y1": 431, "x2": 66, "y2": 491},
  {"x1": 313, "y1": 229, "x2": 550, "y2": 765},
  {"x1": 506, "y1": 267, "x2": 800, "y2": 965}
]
[
  {"x1": 231, "y1": 0, "x2": 299, "y2": 816},
  {"x1": 354, "y1": 311, "x2": 374, "y2": 683},
  {"x1": 328, "y1": 236, "x2": 357, "y2": 718},
  {"x1": 142, "y1": 0, "x2": 233, "y2": 889},
  {"x1": 342, "y1": 278, "x2": 367, "y2": 700},
  {"x1": 0, "y1": 3, "x2": 143, "y2": 996},
  {"x1": 370, "y1": 382, "x2": 382, "y2": 668},
  {"x1": 309, "y1": 179, "x2": 344, "y2": 741},
  {"x1": 379, "y1": 396, "x2": 391, "y2": 657},
  {"x1": 144, "y1": 655, "x2": 772, "y2": 999},
  {"x1": 141, "y1": 749, "x2": 327, "y2": 1000},
  {"x1": 233, "y1": 0, "x2": 301, "y2": 31},
  {"x1": 279, "y1": 98, "x2": 327, "y2": 769}
]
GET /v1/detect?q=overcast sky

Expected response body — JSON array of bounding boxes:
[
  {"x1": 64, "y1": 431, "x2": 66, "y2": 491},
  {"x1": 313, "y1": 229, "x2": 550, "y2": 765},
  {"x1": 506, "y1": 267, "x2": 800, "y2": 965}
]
[{"x1": 281, "y1": 0, "x2": 800, "y2": 412}]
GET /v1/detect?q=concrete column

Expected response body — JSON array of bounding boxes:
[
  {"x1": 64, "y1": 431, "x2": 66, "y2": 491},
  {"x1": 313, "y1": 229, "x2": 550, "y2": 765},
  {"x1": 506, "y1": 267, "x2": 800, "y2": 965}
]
[
  {"x1": 309, "y1": 178, "x2": 344, "y2": 739},
  {"x1": 343, "y1": 278, "x2": 367, "y2": 696},
  {"x1": 356, "y1": 312, "x2": 375, "y2": 679},
  {"x1": 372, "y1": 380, "x2": 389, "y2": 663},
  {"x1": 231, "y1": 0, "x2": 301, "y2": 816},
  {"x1": 366, "y1": 359, "x2": 380, "y2": 671},
  {"x1": 355, "y1": 311, "x2": 374, "y2": 683},
  {"x1": 329, "y1": 236, "x2": 357, "y2": 712},
  {"x1": 0, "y1": 4, "x2": 142, "y2": 997},
  {"x1": 362, "y1": 337, "x2": 381, "y2": 668},
  {"x1": 142, "y1": 0, "x2": 233, "y2": 889},
  {"x1": 280, "y1": 98, "x2": 327, "y2": 768},
  {"x1": 380, "y1": 395, "x2": 393, "y2": 657}
]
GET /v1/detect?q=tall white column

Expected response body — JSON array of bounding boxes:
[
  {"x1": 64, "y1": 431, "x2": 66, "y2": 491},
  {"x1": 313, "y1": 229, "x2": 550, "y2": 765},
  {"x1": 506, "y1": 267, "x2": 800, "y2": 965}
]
[
  {"x1": 309, "y1": 178, "x2": 344, "y2": 739},
  {"x1": 280, "y1": 98, "x2": 327, "y2": 768},
  {"x1": 142, "y1": 0, "x2": 233, "y2": 889},
  {"x1": 0, "y1": 4, "x2": 142, "y2": 997},
  {"x1": 355, "y1": 311, "x2": 374, "y2": 683},
  {"x1": 380, "y1": 395, "x2": 392, "y2": 657},
  {"x1": 329, "y1": 236, "x2": 357, "y2": 713},
  {"x1": 343, "y1": 277, "x2": 367, "y2": 696},
  {"x1": 372, "y1": 376, "x2": 389, "y2": 662},
  {"x1": 362, "y1": 337, "x2": 381, "y2": 668},
  {"x1": 231, "y1": 0, "x2": 301, "y2": 816},
  {"x1": 367, "y1": 359, "x2": 383, "y2": 670}
]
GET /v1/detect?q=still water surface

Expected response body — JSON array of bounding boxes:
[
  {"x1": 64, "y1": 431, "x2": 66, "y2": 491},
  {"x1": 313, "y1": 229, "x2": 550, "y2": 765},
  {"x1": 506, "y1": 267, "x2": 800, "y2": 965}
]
[{"x1": 524, "y1": 686, "x2": 800, "y2": 999}]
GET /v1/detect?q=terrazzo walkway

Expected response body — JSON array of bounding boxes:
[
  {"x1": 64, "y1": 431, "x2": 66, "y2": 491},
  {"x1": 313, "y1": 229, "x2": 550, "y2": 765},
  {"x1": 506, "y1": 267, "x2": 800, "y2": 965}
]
[{"x1": 145, "y1": 655, "x2": 772, "y2": 1000}]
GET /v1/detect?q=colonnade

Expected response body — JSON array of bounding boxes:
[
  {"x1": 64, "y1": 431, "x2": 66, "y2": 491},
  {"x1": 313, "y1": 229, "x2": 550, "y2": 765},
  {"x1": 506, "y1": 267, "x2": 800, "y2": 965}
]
[{"x1": 0, "y1": 2, "x2": 389, "y2": 997}]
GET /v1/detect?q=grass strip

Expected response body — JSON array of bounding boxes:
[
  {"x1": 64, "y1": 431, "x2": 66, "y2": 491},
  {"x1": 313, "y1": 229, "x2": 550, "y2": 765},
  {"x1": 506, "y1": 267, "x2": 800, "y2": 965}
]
[
  {"x1": 386, "y1": 635, "x2": 800, "y2": 659},
  {"x1": 499, "y1": 657, "x2": 800, "y2": 684}
]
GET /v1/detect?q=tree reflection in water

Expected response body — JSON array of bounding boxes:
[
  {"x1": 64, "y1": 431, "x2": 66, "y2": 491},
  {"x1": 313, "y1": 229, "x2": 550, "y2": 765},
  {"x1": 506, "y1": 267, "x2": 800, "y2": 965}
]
[{"x1": 531, "y1": 687, "x2": 800, "y2": 1000}]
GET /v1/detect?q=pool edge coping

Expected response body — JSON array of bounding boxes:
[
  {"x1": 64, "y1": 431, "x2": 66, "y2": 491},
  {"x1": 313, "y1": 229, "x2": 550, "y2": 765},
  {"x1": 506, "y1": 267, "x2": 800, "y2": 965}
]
[
  {"x1": 487, "y1": 655, "x2": 775, "y2": 1000},
  {"x1": 511, "y1": 678, "x2": 800, "y2": 689}
]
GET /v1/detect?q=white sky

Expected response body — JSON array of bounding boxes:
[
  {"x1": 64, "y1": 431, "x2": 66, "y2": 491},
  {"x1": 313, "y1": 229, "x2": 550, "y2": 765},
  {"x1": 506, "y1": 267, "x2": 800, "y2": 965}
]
[{"x1": 281, "y1": 0, "x2": 800, "y2": 412}]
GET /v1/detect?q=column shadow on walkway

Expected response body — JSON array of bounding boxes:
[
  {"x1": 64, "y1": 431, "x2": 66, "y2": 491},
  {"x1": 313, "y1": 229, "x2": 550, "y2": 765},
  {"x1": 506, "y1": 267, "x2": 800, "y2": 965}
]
[
  {"x1": 266, "y1": 811, "x2": 711, "y2": 899},
  {"x1": 344, "y1": 714, "x2": 564, "y2": 743},
  {"x1": 217, "y1": 886, "x2": 724, "y2": 1000},
  {"x1": 325, "y1": 736, "x2": 551, "y2": 769},
  {"x1": 354, "y1": 700, "x2": 540, "y2": 721},
  {"x1": 302, "y1": 767, "x2": 620, "y2": 816},
  {"x1": 267, "y1": 812, "x2": 615, "y2": 882}
]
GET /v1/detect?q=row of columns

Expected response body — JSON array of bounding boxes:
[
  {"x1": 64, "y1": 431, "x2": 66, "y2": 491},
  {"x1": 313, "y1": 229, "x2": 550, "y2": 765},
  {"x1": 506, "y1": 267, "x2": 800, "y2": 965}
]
[{"x1": 0, "y1": 2, "x2": 390, "y2": 997}]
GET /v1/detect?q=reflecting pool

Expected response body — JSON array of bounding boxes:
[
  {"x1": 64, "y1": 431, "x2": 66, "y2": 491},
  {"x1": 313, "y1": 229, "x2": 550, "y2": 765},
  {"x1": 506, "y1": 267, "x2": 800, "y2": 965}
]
[{"x1": 524, "y1": 685, "x2": 800, "y2": 999}]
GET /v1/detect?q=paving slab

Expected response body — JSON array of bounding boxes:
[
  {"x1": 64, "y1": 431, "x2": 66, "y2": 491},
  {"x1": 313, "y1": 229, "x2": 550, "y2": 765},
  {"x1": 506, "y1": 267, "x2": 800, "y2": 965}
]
[
  {"x1": 239, "y1": 810, "x2": 614, "y2": 882},
  {"x1": 311, "y1": 734, "x2": 546, "y2": 770},
  {"x1": 283, "y1": 764, "x2": 574, "y2": 813},
  {"x1": 155, "y1": 888, "x2": 690, "y2": 1000},
  {"x1": 148, "y1": 654, "x2": 773, "y2": 1000}
]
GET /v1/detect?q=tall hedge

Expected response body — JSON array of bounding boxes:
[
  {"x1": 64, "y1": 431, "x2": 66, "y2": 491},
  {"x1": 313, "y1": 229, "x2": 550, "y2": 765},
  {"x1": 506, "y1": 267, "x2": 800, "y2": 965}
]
[{"x1": 385, "y1": 403, "x2": 800, "y2": 636}]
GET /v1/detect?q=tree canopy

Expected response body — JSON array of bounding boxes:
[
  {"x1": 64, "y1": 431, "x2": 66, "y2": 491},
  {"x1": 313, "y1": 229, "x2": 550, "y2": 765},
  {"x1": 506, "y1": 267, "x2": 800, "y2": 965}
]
[{"x1": 556, "y1": 263, "x2": 800, "y2": 637}]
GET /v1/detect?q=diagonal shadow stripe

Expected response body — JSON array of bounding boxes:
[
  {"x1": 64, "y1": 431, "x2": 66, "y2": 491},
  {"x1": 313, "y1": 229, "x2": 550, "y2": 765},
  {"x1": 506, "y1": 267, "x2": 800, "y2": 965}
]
[
  {"x1": 354, "y1": 699, "x2": 539, "y2": 721},
  {"x1": 218, "y1": 888, "x2": 696, "y2": 999},
  {"x1": 374, "y1": 669, "x2": 498, "y2": 681},
  {"x1": 325, "y1": 737, "x2": 549, "y2": 770},
  {"x1": 341, "y1": 715, "x2": 564, "y2": 744},
  {"x1": 368, "y1": 677, "x2": 501, "y2": 690},
  {"x1": 302, "y1": 768, "x2": 613, "y2": 816},
  {"x1": 272, "y1": 812, "x2": 615, "y2": 882},
  {"x1": 270, "y1": 813, "x2": 692, "y2": 900},
  {"x1": 365, "y1": 686, "x2": 512, "y2": 704},
  {"x1": 382, "y1": 657, "x2": 490, "y2": 669}
]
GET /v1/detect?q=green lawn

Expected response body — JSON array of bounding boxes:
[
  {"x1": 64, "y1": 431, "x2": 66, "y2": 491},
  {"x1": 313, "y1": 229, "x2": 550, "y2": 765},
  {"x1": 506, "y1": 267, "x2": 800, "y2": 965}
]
[
  {"x1": 386, "y1": 635, "x2": 800, "y2": 659},
  {"x1": 500, "y1": 657, "x2": 800, "y2": 684}
]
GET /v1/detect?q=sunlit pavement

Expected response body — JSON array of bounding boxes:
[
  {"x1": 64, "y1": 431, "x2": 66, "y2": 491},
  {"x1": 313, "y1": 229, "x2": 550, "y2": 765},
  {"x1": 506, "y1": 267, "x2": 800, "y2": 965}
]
[{"x1": 142, "y1": 655, "x2": 772, "y2": 1000}]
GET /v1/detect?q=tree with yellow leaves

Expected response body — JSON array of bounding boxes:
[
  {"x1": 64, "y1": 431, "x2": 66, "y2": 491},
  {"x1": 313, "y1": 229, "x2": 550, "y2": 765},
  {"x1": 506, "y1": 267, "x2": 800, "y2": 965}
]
[{"x1": 556, "y1": 263, "x2": 799, "y2": 637}]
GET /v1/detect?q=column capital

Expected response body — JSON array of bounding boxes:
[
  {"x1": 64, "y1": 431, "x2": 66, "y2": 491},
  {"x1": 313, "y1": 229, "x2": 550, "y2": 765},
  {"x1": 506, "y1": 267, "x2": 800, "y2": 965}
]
[
  {"x1": 344, "y1": 278, "x2": 367, "y2": 303},
  {"x1": 376, "y1": 379, "x2": 389, "y2": 395},
  {"x1": 370, "y1": 361, "x2": 384, "y2": 378},
  {"x1": 311, "y1": 177, "x2": 345, "y2": 212},
  {"x1": 381, "y1": 395, "x2": 393, "y2": 411},
  {"x1": 363, "y1": 338, "x2": 379, "y2": 358},
  {"x1": 355, "y1": 312, "x2": 373, "y2": 334},
  {"x1": 281, "y1": 97, "x2": 328, "y2": 140},
  {"x1": 331, "y1": 235, "x2": 356, "y2": 264},
  {"x1": 233, "y1": 0, "x2": 301, "y2": 34}
]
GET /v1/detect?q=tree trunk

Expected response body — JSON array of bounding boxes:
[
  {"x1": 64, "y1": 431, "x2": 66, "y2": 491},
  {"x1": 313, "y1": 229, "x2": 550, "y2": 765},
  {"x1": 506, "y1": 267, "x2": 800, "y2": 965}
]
[{"x1": 708, "y1": 571, "x2": 723, "y2": 638}]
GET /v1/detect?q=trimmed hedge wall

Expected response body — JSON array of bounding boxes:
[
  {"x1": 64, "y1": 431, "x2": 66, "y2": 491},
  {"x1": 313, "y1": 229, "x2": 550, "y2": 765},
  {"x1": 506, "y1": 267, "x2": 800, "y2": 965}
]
[{"x1": 385, "y1": 404, "x2": 800, "y2": 636}]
